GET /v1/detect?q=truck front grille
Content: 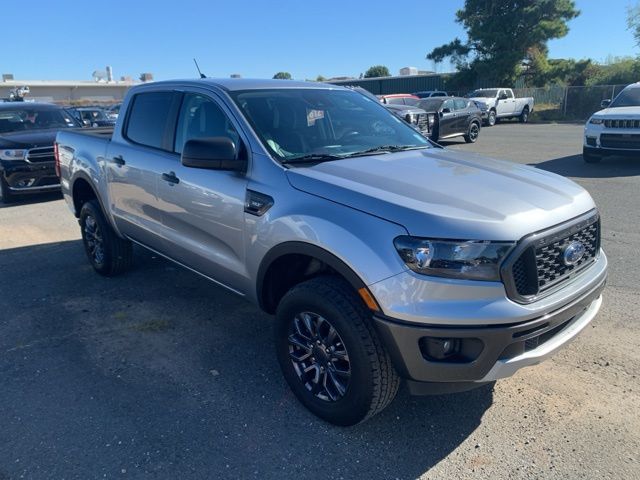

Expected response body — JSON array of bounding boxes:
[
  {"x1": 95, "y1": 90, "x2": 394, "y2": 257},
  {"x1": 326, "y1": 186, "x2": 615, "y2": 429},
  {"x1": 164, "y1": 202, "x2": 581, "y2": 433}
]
[
  {"x1": 26, "y1": 146, "x2": 55, "y2": 164},
  {"x1": 604, "y1": 119, "x2": 640, "y2": 129},
  {"x1": 503, "y1": 213, "x2": 600, "y2": 303},
  {"x1": 417, "y1": 113, "x2": 430, "y2": 133},
  {"x1": 600, "y1": 133, "x2": 640, "y2": 150}
]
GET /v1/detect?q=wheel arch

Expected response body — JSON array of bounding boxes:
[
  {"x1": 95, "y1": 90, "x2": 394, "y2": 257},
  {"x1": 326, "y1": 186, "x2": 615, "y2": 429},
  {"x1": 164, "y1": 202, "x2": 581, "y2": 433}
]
[{"x1": 256, "y1": 242, "x2": 368, "y2": 314}]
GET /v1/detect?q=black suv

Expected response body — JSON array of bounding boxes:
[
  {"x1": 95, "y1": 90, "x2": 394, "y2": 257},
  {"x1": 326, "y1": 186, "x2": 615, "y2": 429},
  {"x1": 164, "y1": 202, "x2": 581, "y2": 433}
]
[
  {"x1": 0, "y1": 103, "x2": 81, "y2": 203},
  {"x1": 417, "y1": 97, "x2": 482, "y2": 143}
]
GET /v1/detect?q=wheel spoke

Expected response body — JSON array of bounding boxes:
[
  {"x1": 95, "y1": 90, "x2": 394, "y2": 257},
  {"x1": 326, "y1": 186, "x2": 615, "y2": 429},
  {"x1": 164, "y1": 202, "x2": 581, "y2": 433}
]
[{"x1": 327, "y1": 369, "x2": 347, "y2": 397}]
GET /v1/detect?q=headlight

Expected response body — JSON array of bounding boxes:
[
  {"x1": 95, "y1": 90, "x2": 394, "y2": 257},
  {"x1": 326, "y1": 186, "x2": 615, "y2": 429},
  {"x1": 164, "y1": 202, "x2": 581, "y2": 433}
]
[
  {"x1": 393, "y1": 236, "x2": 515, "y2": 281},
  {"x1": 0, "y1": 149, "x2": 27, "y2": 161},
  {"x1": 428, "y1": 114, "x2": 435, "y2": 126},
  {"x1": 405, "y1": 113, "x2": 417, "y2": 125},
  {"x1": 589, "y1": 117, "x2": 603, "y2": 125}
]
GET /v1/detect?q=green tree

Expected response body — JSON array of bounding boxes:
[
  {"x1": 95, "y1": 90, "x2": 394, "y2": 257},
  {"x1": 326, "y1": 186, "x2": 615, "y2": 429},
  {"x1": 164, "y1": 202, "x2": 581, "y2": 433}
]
[
  {"x1": 628, "y1": 2, "x2": 640, "y2": 48},
  {"x1": 273, "y1": 72, "x2": 292, "y2": 80},
  {"x1": 364, "y1": 65, "x2": 390, "y2": 78},
  {"x1": 427, "y1": 0, "x2": 579, "y2": 85},
  {"x1": 316, "y1": 75, "x2": 327, "y2": 82}
]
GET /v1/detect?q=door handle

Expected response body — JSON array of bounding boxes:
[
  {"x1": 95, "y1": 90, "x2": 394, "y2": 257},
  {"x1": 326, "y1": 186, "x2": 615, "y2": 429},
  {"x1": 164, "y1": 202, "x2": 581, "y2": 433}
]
[
  {"x1": 162, "y1": 171, "x2": 180, "y2": 184},
  {"x1": 110, "y1": 155, "x2": 125, "y2": 166}
]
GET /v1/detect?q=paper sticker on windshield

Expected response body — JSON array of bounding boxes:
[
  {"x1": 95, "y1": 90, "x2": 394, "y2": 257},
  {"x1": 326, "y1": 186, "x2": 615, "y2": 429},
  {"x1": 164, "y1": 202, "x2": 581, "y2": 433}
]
[{"x1": 307, "y1": 109, "x2": 325, "y2": 126}]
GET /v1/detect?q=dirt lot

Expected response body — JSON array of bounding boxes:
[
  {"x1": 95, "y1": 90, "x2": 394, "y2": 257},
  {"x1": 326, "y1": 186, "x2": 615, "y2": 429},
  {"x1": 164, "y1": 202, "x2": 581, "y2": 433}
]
[{"x1": 0, "y1": 123, "x2": 638, "y2": 479}]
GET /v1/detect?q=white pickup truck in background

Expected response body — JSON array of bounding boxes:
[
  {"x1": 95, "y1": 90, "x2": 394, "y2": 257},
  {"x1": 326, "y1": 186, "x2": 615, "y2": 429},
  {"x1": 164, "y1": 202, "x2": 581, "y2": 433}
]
[{"x1": 467, "y1": 88, "x2": 535, "y2": 126}]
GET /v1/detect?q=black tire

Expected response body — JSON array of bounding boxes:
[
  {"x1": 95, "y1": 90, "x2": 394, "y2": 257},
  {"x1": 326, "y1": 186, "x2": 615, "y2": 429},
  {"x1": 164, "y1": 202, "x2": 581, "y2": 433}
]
[
  {"x1": 79, "y1": 199, "x2": 133, "y2": 276},
  {"x1": 519, "y1": 107, "x2": 530, "y2": 123},
  {"x1": 464, "y1": 121, "x2": 480, "y2": 143},
  {"x1": 486, "y1": 110, "x2": 496, "y2": 127},
  {"x1": 583, "y1": 148, "x2": 602, "y2": 164},
  {"x1": 275, "y1": 276, "x2": 400, "y2": 426},
  {"x1": 0, "y1": 175, "x2": 15, "y2": 204}
]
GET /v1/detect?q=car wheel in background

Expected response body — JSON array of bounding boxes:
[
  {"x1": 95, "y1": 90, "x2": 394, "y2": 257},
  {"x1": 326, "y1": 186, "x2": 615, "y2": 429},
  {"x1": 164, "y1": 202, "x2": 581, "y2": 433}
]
[
  {"x1": 464, "y1": 121, "x2": 481, "y2": 143},
  {"x1": 486, "y1": 110, "x2": 496, "y2": 127},
  {"x1": 275, "y1": 276, "x2": 400, "y2": 426},
  {"x1": 582, "y1": 148, "x2": 602, "y2": 164},
  {"x1": 79, "y1": 199, "x2": 133, "y2": 276}
]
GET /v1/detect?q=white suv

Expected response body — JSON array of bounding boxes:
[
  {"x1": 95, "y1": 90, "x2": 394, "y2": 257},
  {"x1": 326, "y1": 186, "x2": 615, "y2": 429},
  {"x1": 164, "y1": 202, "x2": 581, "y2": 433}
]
[{"x1": 584, "y1": 83, "x2": 640, "y2": 163}]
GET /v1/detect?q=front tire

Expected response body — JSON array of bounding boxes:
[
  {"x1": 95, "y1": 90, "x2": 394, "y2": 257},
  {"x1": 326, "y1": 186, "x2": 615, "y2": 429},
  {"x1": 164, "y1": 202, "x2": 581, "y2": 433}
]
[
  {"x1": 275, "y1": 276, "x2": 400, "y2": 426},
  {"x1": 0, "y1": 175, "x2": 15, "y2": 204},
  {"x1": 464, "y1": 121, "x2": 480, "y2": 143},
  {"x1": 486, "y1": 110, "x2": 496, "y2": 127},
  {"x1": 583, "y1": 148, "x2": 602, "y2": 164},
  {"x1": 79, "y1": 200, "x2": 133, "y2": 276}
]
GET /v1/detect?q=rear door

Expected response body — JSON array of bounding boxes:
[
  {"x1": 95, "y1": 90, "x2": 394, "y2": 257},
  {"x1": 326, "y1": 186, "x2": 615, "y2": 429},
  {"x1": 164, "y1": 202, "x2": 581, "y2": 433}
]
[
  {"x1": 154, "y1": 90, "x2": 249, "y2": 293},
  {"x1": 106, "y1": 90, "x2": 181, "y2": 250}
]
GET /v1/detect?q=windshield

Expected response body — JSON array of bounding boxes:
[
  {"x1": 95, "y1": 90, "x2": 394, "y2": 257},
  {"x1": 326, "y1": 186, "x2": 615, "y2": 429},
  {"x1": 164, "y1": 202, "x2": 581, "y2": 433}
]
[
  {"x1": 230, "y1": 88, "x2": 431, "y2": 163},
  {"x1": 466, "y1": 89, "x2": 498, "y2": 98},
  {"x1": 0, "y1": 107, "x2": 79, "y2": 133},
  {"x1": 79, "y1": 109, "x2": 108, "y2": 121},
  {"x1": 610, "y1": 87, "x2": 640, "y2": 108},
  {"x1": 417, "y1": 99, "x2": 444, "y2": 111}
]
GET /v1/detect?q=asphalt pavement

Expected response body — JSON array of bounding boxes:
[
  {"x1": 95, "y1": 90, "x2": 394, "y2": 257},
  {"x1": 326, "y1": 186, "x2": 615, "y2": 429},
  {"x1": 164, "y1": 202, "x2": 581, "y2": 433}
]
[{"x1": 0, "y1": 122, "x2": 638, "y2": 479}]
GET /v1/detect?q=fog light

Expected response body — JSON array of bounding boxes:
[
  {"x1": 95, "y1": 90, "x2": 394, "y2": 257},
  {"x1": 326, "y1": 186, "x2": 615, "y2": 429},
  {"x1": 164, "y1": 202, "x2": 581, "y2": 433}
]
[
  {"x1": 16, "y1": 178, "x2": 35, "y2": 188},
  {"x1": 420, "y1": 337, "x2": 461, "y2": 361}
]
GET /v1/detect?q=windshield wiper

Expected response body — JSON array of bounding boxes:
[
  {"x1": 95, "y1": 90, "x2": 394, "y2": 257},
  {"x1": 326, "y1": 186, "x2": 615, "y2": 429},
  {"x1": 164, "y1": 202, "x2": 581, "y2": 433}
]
[
  {"x1": 281, "y1": 153, "x2": 345, "y2": 165},
  {"x1": 343, "y1": 145, "x2": 429, "y2": 157}
]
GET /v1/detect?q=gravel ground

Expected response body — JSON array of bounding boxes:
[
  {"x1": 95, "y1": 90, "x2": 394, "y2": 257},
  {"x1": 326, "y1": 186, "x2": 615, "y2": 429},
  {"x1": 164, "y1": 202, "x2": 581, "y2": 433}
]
[{"x1": 0, "y1": 123, "x2": 638, "y2": 479}]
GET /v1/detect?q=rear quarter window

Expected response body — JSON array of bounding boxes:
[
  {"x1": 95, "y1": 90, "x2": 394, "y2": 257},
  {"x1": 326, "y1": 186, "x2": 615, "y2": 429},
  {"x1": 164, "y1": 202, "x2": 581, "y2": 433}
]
[{"x1": 125, "y1": 92, "x2": 176, "y2": 150}]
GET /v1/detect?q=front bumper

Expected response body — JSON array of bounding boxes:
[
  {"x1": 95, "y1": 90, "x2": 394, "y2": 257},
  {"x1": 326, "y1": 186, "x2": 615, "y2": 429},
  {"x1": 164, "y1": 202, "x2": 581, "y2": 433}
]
[
  {"x1": 1, "y1": 160, "x2": 60, "y2": 194},
  {"x1": 373, "y1": 274, "x2": 605, "y2": 387}
]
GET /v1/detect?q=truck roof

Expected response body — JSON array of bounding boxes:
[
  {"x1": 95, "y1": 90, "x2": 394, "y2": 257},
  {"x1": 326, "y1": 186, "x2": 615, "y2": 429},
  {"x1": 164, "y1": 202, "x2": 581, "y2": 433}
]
[{"x1": 139, "y1": 78, "x2": 342, "y2": 92}]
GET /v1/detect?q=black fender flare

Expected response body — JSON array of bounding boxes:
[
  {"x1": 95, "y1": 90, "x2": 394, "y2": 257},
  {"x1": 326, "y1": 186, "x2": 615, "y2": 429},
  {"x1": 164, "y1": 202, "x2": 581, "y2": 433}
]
[{"x1": 256, "y1": 241, "x2": 367, "y2": 312}]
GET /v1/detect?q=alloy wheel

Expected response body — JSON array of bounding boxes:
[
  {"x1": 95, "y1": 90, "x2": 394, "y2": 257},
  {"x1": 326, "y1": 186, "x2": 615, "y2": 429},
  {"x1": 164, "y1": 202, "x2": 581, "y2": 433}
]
[{"x1": 84, "y1": 214, "x2": 105, "y2": 266}]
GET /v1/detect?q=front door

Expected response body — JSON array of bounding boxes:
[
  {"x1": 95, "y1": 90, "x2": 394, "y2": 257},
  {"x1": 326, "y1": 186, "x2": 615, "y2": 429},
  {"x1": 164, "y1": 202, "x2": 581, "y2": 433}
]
[
  {"x1": 155, "y1": 92, "x2": 249, "y2": 293},
  {"x1": 438, "y1": 98, "x2": 457, "y2": 138}
]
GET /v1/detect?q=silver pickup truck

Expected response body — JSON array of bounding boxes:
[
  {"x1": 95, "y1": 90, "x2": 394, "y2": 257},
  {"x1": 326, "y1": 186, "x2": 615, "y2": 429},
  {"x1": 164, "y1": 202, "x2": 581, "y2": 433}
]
[{"x1": 55, "y1": 79, "x2": 606, "y2": 426}]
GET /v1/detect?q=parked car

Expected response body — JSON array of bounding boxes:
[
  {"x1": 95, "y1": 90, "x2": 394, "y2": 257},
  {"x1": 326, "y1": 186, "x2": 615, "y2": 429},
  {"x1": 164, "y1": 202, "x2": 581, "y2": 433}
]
[
  {"x1": 466, "y1": 88, "x2": 534, "y2": 126},
  {"x1": 105, "y1": 103, "x2": 121, "y2": 120},
  {"x1": 413, "y1": 90, "x2": 448, "y2": 98},
  {"x1": 0, "y1": 103, "x2": 81, "y2": 202},
  {"x1": 583, "y1": 82, "x2": 640, "y2": 163},
  {"x1": 418, "y1": 97, "x2": 482, "y2": 143},
  {"x1": 68, "y1": 107, "x2": 116, "y2": 127},
  {"x1": 378, "y1": 93, "x2": 420, "y2": 105},
  {"x1": 352, "y1": 87, "x2": 433, "y2": 136},
  {"x1": 56, "y1": 79, "x2": 606, "y2": 426}
]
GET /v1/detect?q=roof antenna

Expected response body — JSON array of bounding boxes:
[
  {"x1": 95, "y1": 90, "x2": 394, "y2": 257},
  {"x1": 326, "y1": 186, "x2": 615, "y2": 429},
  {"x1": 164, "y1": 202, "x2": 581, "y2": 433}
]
[{"x1": 193, "y1": 58, "x2": 206, "y2": 79}]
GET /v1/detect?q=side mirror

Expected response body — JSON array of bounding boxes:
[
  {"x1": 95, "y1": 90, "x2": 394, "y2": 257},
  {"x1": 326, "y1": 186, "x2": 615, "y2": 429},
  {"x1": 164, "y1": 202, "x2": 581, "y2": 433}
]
[
  {"x1": 601, "y1": 99, "x2": 611, "y2": 108},
  {"x1": 181, "y1": 137, "x2": 245, "y2": 171},
  {"x1": 441, "y1": 108, "x2": 451, "y2": 114}
]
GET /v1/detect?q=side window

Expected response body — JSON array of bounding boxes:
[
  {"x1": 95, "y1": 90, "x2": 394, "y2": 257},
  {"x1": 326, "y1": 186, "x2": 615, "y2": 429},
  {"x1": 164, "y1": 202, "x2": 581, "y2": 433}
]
[
  {"x1": 454, "y1": 99, "x2": 468, "y2": 110},
  {"x1": 433, "y1": 92, "x2": 446, "y2": 97},
  {"x1": 499, "y1": 90, "x2": 507, "y2": 99},
  {"x1": 174, "y1": 94, "x2": 240, "y2": 155},
  {"x1": 506, "y1": 90, "x2": 514, "y2": 98},
  {"x1": 442, "y1": 99, "x2": 454, "y2": 111},
  {"x1": 126, "y1": 92, "x2": 175, "y2": 150}
]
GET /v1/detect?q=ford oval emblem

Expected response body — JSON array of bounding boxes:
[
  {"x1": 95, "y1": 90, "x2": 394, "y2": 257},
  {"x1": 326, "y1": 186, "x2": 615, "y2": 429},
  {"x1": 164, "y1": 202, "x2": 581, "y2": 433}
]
[{"x1": 563, "y1": 241, "x2": 586, "y2": 266}]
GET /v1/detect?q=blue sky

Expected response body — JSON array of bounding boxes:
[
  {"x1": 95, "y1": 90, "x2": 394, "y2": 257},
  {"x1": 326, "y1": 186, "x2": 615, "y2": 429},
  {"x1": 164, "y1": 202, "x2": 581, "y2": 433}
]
[{"x1": 2, "y1": 0, "x2": 637, "y2": 81}]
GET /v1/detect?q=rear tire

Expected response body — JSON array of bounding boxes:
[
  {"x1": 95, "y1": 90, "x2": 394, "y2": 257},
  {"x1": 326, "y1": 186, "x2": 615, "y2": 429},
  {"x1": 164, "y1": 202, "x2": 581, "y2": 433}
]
[
  {"x1": 464, "y1": 121, "x2": 480, "y2": 143},
  {"x1": 583, "y1": 148, "x2": 602, "y2": 164},
  {"x1": 519, "y1": 107, "x2": 530, "y2": 123},
  {"x1": 275, "y1": 276, "x2": 400, "y2": 426},
  {"x1": 79, "y1": 200, "x2": 133, "y2": 276},
  {"x1": 0, "y1": 175, "x2": 15, "y2": 204}
]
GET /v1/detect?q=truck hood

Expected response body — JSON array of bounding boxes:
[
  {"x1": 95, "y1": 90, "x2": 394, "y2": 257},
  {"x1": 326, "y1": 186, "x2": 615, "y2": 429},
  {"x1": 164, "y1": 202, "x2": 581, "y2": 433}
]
[
  {"x1": 285, "y1": 147, "x2": 595, "y2": 241},
  {"x1": 469, "y1": 97, "x2": 494, "y2": 105},
  {"x1": 592, "y1": 106, "x2": 640, "y2": 118},
  {"x1": 0, "y1": 128, "x2": 64, "y2": 148}
]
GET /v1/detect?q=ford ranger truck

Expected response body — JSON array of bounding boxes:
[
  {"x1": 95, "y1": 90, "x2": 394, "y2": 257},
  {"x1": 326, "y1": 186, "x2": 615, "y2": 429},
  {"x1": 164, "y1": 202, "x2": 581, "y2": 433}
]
[
  {"x1": 584, "y1": 82, "x2": 640, "y2": 163},
  {"x1": 55, "y1": 79, "x2": 607, "y2": 426},
  {"x1": 467, "y1": 88, "x2": 534, "y2": 126}
]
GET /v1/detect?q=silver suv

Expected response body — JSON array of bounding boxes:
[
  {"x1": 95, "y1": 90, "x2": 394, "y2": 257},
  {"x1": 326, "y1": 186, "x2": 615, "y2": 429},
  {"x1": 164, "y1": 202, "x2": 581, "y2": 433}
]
[{"x1": 56, "y1": 79, "x2": 607, "y2": 425}]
